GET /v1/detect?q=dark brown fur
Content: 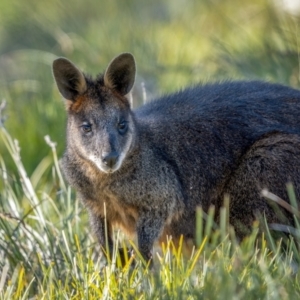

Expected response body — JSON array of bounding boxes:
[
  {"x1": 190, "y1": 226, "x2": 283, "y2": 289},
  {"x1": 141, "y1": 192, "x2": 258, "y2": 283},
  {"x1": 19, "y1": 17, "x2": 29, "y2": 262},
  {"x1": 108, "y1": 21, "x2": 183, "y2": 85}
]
[{"x1": 52, "y1": 53, "x2": 300, "y2": 262}]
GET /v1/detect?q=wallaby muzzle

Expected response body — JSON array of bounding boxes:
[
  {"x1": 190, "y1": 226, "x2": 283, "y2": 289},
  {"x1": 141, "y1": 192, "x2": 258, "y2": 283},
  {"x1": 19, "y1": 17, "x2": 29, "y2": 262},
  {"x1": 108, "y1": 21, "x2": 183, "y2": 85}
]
[{"x1": 102, "y1": 151, "x2": 119, "y2": 170}]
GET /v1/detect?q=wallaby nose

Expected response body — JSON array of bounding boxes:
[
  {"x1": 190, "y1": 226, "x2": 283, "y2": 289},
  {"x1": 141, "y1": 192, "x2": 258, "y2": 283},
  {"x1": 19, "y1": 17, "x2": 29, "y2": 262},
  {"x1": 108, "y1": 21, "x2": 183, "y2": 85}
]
[{"x1": 102, "y1": 152, "x2": 119, "y2": 169}]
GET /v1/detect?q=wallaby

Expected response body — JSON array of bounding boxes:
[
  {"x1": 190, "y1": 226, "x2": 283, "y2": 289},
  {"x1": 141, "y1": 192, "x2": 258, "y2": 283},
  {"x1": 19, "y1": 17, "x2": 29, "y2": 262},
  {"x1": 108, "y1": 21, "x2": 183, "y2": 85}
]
[{"x1": 52, "y1": 53, "x2": 300, "y2": 262}]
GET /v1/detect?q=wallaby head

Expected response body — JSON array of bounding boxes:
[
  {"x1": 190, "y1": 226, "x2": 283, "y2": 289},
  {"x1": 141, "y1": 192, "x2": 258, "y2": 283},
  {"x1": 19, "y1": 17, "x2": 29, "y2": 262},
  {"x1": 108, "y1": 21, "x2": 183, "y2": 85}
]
[{"x1": 52, "y1": 53, "x2": 136, "y2": 173}]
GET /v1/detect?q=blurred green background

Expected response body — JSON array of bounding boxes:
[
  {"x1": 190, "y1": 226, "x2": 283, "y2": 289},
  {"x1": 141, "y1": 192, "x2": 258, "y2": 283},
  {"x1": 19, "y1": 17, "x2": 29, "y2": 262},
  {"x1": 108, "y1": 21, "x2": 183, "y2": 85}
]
[{"x1": 0, "y1": 0, "x2": 300, "y2": 175}]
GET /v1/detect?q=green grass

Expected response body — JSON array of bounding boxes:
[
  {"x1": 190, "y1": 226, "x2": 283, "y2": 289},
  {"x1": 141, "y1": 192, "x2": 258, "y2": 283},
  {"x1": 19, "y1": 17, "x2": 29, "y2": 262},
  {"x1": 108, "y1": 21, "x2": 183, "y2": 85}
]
[{"x1": 1, "y1": 0, "x2": 300, "y2": 298}]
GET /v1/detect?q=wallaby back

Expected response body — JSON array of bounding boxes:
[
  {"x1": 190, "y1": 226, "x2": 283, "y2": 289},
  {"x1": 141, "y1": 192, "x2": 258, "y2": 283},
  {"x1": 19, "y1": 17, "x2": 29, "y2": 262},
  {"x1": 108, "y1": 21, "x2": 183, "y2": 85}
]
[{"x1": 52, "y1": 53, "x2": 300, "y2": 261}]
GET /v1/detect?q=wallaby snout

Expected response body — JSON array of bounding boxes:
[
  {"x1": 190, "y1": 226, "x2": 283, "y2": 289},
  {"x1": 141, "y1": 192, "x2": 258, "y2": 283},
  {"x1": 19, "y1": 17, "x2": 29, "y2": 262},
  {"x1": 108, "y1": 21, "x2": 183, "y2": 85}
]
[
  {"x1": 96, "y1": 129, "x2": 124, "y2": 173},
  {"x1": 102, "y1": 151, "x2": 119, "y2": 170},
  {"x1": 86, "y1": 129, "x2": 132, "y2": 174}
]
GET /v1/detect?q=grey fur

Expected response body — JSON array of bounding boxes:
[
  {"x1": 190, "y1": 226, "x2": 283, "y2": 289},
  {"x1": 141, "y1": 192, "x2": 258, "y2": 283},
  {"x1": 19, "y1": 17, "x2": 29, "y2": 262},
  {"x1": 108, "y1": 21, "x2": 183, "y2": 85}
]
[{"x1": 52, "y1": 53, "x2": 300, "y2": 261}]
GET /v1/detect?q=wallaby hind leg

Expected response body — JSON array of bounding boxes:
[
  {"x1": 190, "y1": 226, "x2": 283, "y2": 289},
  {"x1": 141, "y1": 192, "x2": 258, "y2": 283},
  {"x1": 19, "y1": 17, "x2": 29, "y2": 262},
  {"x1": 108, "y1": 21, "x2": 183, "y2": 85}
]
[{"x1": 223, "y1": 133, "x2": 300, "y2": 238}]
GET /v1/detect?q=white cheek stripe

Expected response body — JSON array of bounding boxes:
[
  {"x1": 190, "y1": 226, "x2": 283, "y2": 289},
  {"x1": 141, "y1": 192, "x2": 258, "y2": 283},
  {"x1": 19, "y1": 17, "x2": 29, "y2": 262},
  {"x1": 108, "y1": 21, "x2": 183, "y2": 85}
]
[{"x1": 88, "y1": 155, "x2": 106, "y2": 172}]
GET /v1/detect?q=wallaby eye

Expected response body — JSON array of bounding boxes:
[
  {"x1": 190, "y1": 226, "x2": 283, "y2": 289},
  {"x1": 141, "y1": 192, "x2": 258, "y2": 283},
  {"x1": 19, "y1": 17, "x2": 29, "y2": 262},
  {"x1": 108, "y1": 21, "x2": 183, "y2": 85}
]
[
  {"x1": 118, "y1": 120, "x2": 128, "y2": 134},
  {"x1": 81, "y1": 123, "x2": 92, "y2": 133}
]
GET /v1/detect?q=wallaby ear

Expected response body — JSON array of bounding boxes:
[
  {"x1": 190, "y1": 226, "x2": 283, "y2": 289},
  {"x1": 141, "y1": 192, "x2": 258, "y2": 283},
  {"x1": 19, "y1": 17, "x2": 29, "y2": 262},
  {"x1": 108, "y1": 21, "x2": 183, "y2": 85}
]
[
  {"x1": 52, "y1": 58, "x2": 87, "y2": 101},
  {"x1": 104, "y1": 53, "x2": 136, "y2": 96}
]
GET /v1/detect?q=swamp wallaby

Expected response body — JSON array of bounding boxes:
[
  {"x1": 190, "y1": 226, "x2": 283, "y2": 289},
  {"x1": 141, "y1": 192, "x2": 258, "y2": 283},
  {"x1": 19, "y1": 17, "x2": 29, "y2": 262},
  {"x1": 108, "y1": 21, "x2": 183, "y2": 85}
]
[{"x1": 52, "y1": 53, "x2": 300, "y2": 262}]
